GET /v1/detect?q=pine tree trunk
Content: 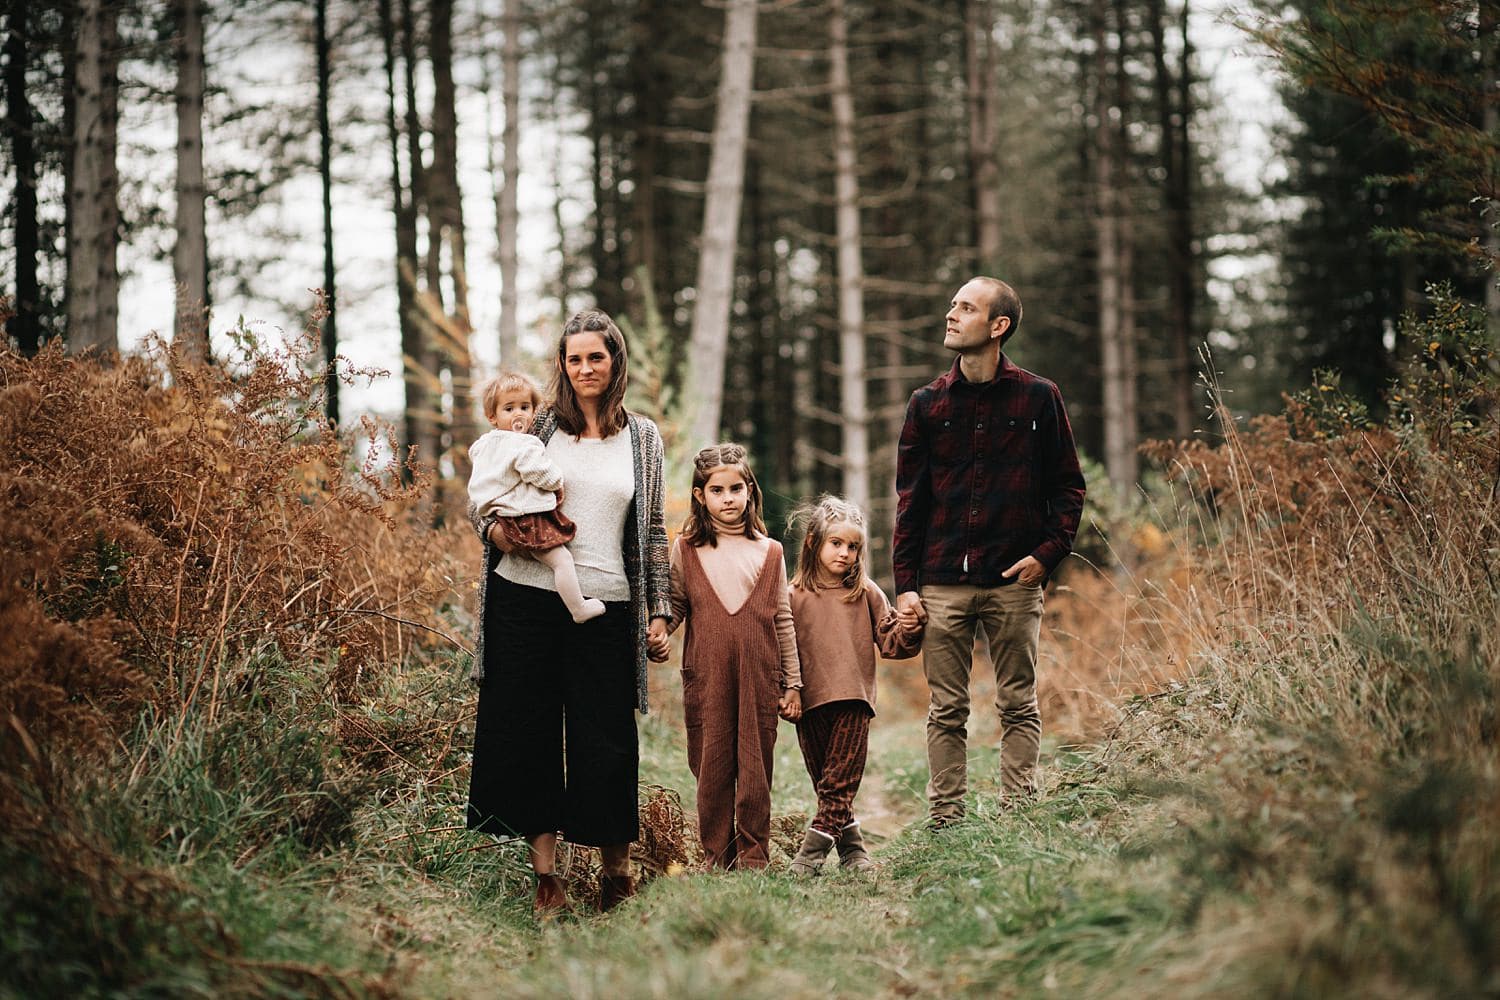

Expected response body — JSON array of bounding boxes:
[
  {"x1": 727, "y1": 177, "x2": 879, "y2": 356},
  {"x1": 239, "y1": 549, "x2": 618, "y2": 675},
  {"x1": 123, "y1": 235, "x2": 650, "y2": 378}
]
[
  {"x1": 1482, "y1": 0, "x2": 1500, "y2": 339},
  {"x1": 316, "y1": 0, "x2": 338, "y2": 425},
  {"x1": 173, "y1": 0, "x2": 209, "y2": 360},
  {"x1": 965, "y1": 0, "x2": 1001, "y2": 270},
  {"x1": 381, "y1": 0, "x2": 433, "y2": 477},
  {"x1": 1150, "y1": 0, "x2": 1195, "y2": 438},
  {"x1": 5, "y1": 0, "x2": 40, "y2": 356},
  {"x1": 686, "y1": 0, "x2": 758, "y2": 447},
  {"x1": 1114, "y1": 0, "x2": 1138, "y2": 490},
  {"x1": 67, "y1": 0, "x2": 119, "y2": 357},
  {"x1": 499, "y1": 0, "x2": 521, "y2": 367},
  {"x1": 830, "y1": 0, "x2": 869, "y2": 510},
  {"x1": 1091, "y1": 0, "x2": 1133, "y2": 495},
  {"x1": 430, "y1": 0, "x2": 475, "y2": 483}
]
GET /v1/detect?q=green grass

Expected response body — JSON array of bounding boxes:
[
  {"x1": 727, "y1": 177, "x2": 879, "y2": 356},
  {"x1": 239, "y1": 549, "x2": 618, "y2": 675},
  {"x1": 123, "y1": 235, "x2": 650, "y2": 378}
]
[{"x1": 6, "y1": 600, "x2": 1497, "y2": 998}]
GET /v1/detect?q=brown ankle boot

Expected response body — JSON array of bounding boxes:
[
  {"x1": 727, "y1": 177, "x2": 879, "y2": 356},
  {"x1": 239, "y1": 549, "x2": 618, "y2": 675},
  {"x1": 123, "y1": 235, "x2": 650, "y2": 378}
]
[
  {"x1": 600, "y1": 873, "x2": 636, "y2": 912},
  {"x1": 533, "y1": 872, "x2": 569, "y2": 917},
  {"x1": 789, "y1": 827, "x2": 836, "y2": 877},
  {"x1": 836, "y1": 821, "x2": 875, "y2": 872}
]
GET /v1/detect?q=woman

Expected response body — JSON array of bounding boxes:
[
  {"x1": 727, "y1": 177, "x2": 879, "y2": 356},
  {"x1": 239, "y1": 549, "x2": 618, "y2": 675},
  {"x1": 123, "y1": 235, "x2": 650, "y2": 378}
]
[{"x1": 466, "y1": 308, "x2": 672, "y2": 916}]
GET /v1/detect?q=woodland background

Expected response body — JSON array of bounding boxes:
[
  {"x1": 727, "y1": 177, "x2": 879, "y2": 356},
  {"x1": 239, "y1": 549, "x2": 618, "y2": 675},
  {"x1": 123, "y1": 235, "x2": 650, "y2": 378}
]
[
  {"x1": 1, "y1": 1, "x2": 1498, "y2": 998},
  {"x1": 6, "y1": 0, "x2": 1496, "y2": 554}
]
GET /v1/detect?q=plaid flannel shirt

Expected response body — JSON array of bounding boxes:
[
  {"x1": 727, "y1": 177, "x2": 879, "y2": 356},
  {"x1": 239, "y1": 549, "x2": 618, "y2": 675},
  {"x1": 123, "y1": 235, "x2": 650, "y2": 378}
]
[{"x1": 893, "y1": 355, "x2": 1086, "y2": 595}]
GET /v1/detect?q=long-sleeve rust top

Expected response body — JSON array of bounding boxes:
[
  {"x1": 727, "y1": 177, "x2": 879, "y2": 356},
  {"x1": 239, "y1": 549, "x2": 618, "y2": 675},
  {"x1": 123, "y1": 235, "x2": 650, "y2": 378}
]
[{"x1": 788, "y1": 579, "x2": 922, "y2": 715}]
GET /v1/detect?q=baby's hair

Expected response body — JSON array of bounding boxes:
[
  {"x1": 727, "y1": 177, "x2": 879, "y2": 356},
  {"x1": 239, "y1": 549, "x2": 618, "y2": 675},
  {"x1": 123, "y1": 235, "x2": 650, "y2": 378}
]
[
  {"x1": 480, "y1": 370, "x2": 543, "y2": 425},
  {"x1": 680, "y1": 442, "x2": 767, "y2": 547},
  {"x1": 788, "y1": 494, "x2": 869, "y2": 603}
]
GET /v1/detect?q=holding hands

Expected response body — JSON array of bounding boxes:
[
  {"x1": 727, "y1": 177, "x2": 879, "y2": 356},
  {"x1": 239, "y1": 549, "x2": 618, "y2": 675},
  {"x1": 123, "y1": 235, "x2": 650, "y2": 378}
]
[
  {"x1": 647, "y1": 617, "x2": 671, "y2": 662},
  {"x1": 778, "y1": 687, "x2": 802, "y2": 722},
  {"x1": 895, "y1": 591, "x2": 927, "y2": 633}
]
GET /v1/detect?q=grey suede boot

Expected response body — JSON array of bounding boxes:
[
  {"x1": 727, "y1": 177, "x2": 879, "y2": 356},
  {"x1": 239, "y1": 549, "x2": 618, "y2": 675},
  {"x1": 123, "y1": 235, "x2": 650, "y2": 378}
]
[
  {"x1": 835, "y1": 821, "x2": 874, "y2": 871},
  {"x1": 789, "y1": 827, "x2": 836, "y2": 877}
]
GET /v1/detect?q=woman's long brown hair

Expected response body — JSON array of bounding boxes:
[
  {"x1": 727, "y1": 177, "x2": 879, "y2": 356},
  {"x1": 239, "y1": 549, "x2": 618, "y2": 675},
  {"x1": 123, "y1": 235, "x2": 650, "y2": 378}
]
[
  {"x1": 679, "y1": 443, "x2": 767, "y2": 548},
  {"x1": 549, "y1": 308, "x2": 630, "y2": 438}
]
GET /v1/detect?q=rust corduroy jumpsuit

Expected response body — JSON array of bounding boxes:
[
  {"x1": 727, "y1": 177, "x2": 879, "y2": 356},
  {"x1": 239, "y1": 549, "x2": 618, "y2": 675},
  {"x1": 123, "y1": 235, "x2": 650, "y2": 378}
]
[{"x1": 679, "y1": 541, "x2": 784, "y2": 869}]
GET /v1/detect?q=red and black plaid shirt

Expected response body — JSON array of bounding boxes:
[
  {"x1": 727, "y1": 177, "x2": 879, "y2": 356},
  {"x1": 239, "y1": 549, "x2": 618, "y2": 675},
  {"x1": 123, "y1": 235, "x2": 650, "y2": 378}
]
[{"x1": 893, "y1": 355, "x2": 1086, "y2": 595}]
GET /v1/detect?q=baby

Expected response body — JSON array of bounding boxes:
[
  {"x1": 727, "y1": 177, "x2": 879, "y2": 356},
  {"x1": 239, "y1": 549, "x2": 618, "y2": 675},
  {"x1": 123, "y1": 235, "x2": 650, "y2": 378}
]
[{"x1": 467, "y1": 371, "x2": 606, "y2": 623}]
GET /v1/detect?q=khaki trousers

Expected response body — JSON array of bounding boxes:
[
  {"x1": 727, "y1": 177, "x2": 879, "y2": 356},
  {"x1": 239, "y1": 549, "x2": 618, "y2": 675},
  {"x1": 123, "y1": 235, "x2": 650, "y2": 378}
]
[{"x1": 921, "y1": 582, "x2": 1044, "y2": 821}]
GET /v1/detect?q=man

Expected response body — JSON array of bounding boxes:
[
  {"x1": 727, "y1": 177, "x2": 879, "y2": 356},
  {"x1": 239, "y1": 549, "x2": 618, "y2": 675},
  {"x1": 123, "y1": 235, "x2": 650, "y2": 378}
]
[{"x1": 893, "y1": 276, "x2": 1086, "y2": 828}]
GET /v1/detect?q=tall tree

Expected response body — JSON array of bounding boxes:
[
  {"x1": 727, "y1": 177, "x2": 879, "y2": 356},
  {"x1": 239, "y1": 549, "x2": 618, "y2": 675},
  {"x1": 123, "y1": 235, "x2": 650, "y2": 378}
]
[
  {"x1": 172, "y1": 0, "x2": 209, "y2": 360},
  {"x1": 5, "y1": 0, "x2": 40, "y2": 355},
  {"x1": 387, "y1": 0, "x2": 439, "y2": 473},
  {"x1": 1481, "y1": 0, "x2": 1498, "y2": 330},
  {"x1": 686, "y1": 0, "x2": 757, "y2": 448},
  {"x1": 966, "y1": 0, "x2": 1002, "y2": 269},
  {"x1": 1092, "y1": 0, "x2": 1138, "y2": 492},
  {"x1": 66, "y1": 0, "x2": 119, "y2": 357},
  {"x1": 830, "y1": 0, "x2": 868, "y2": 510},
  {"x1": 497, "y1": 0, "x2": 521, "y2": 366},
  {"x1": 1149, "y1": 0, "x2": 1196, "y2": 437},
  {"x1": 426, "y1": 0, "x2": 476, "y2": 482},
  {"x1": 380, "y1": 0, "x2": 421, "y2": 470},
  {"x1": 1251, "y1": 0, "x2": 1498, "y2": 345},
  {"x1": 314, "y1": 0, "x2": 338, "y2": 424}
]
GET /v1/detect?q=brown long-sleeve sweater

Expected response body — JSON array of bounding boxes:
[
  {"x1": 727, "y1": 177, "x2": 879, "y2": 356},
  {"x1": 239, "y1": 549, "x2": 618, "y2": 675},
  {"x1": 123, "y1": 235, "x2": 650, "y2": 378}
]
[{"x1": 788, "y1": 579, "x2": 922, "y2": 715}]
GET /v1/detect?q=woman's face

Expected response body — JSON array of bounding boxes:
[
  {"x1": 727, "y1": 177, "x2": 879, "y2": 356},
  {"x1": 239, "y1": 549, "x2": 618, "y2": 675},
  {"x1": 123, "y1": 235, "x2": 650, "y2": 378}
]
[{"x1": 563, "y1": 331, "x2": 613, "y2": 402}]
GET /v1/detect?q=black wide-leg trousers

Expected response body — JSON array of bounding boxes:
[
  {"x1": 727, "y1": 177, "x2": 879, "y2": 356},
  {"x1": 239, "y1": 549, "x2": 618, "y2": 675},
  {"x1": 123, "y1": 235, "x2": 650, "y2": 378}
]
[{"x1": 466, "y1": 575, "x2": 640, "y2": 846}]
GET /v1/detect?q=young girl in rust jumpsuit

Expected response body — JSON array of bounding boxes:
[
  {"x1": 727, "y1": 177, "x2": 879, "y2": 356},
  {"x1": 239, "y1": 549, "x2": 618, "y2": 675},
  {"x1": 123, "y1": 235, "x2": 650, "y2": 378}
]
[
  {"x1": 668, "y1": 444, "x2": 802, "y2": 870},
  {"x1": 786, "y1": 496, "x2": 923, "y2": 876}
]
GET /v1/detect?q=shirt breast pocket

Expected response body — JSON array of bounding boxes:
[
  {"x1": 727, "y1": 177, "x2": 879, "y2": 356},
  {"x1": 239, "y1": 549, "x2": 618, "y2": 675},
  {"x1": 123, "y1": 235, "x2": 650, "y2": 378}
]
[
  {"x1": 930, "y1": 417, "x2": 970, "y2": 468},
  {"x1": 993, "y1": 416, "x2": 1041, "y2": 466}
]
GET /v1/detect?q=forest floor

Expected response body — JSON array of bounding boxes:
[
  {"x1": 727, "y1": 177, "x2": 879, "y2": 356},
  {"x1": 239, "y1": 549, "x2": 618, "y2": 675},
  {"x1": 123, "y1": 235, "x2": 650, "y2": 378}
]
[{"x1": 305, "y1": 659, "x2": 1180, "y2": 999}]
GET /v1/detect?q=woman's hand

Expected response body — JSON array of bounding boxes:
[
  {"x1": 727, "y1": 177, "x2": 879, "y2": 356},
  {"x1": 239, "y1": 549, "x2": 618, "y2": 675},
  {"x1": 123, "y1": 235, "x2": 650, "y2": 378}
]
[
  {"x1": 487, "y1": 522, "x2": 516, "y2": 554},
  {"x1": 646, "y1": 616, "x2": 671, "y2": 662},
  {"x1": 778, "y1": 688, "x2": 802, "y2": 722}
]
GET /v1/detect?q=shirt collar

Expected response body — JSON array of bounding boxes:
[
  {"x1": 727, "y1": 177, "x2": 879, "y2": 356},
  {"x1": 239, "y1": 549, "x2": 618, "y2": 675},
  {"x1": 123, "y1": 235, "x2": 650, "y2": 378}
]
[{"x1": 941, "y1": 352, "x2": 1018, "y2": 391}]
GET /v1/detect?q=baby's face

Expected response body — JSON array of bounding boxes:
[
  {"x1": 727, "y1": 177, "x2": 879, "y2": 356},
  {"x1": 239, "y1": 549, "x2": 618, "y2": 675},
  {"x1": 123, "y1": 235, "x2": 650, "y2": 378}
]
[{"x1": 492, "y1": 388, "x2": 536, "y2": 433}]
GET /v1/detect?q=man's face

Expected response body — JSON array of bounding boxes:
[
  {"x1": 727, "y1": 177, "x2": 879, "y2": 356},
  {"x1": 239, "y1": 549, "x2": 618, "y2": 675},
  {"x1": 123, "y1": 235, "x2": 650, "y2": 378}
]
[{"x1": 943, "y1": 279, "x2": 1005, "y2": 354}]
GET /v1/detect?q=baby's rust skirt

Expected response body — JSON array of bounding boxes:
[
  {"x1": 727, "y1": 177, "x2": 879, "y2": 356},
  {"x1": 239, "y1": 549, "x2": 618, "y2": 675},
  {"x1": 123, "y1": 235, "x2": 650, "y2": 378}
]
[{"x1": 494, "y1": 508, "x2": 575, "y2": 553}]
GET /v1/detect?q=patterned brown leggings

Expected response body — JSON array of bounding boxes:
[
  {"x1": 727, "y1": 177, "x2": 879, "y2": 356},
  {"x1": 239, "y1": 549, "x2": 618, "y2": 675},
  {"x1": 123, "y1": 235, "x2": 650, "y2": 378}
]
[{"x1": 796, "y1": 700, "x2": 873, "y2": 836}]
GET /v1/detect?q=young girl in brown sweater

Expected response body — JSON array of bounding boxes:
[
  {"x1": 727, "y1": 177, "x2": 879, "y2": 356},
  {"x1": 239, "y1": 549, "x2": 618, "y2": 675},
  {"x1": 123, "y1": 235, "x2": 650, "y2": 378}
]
[
  {"x1": 787, "y1": 496, "x2": 923, "y2": 876},
  {"x1": 668, "y1": 444, "x2": 803, "y2": 870}
]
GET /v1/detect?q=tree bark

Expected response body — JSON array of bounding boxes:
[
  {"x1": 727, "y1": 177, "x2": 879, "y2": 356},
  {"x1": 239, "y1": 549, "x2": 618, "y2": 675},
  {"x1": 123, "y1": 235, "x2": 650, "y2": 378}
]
[
  {"x1": 686, "y1": 0, "x2": 758, "y2": 447},
  {"x1": 5, "y1": 0, "x2": 40, "y2": 355},
  {"x1": 1482, "y1": 0, "x2": 1500, "y2": 338},
  {"x1": 429, "y1": 0, "x2": 476, "y2": 482},
  {"x1": 1149, "y1": 0, "x2": 1196, "y2": 437},
  {"x1": 965, "y1": 0, "x2": 1001, "y2": 269},
  {"x1": 173, "y1": 0, "x2": 209, "y2": 361},
  {"x1": 830, "y1": 0, "x2": 869, "y2": 510},
  {"x1": 499, "y1": 0, "x2": 521, "y2": 367},
  {"x1": 1092, "y1": 0, "x2": 1136, "y2": 494},
  {"x1": 66, "y1": 0, "x2": 119, "y2": 357},
  {"x1": 381, "y1": 0, "x2": 431, "y2": 476},
  {"x1": 316, "y1": 0, "x2": 338, "y2": 425}
]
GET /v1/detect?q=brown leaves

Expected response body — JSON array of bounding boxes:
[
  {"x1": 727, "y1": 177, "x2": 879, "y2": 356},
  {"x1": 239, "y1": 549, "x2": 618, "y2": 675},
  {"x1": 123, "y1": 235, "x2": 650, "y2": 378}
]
[{"x1": 0, "y1": 332, "x2": 457, "y2": 763}]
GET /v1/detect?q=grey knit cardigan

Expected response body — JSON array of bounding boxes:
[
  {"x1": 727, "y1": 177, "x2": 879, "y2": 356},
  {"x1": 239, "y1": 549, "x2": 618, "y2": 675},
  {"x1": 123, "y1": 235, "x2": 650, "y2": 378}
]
[{"x1": 466, "y1": 407, "x2": 672, "y2": 713}]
